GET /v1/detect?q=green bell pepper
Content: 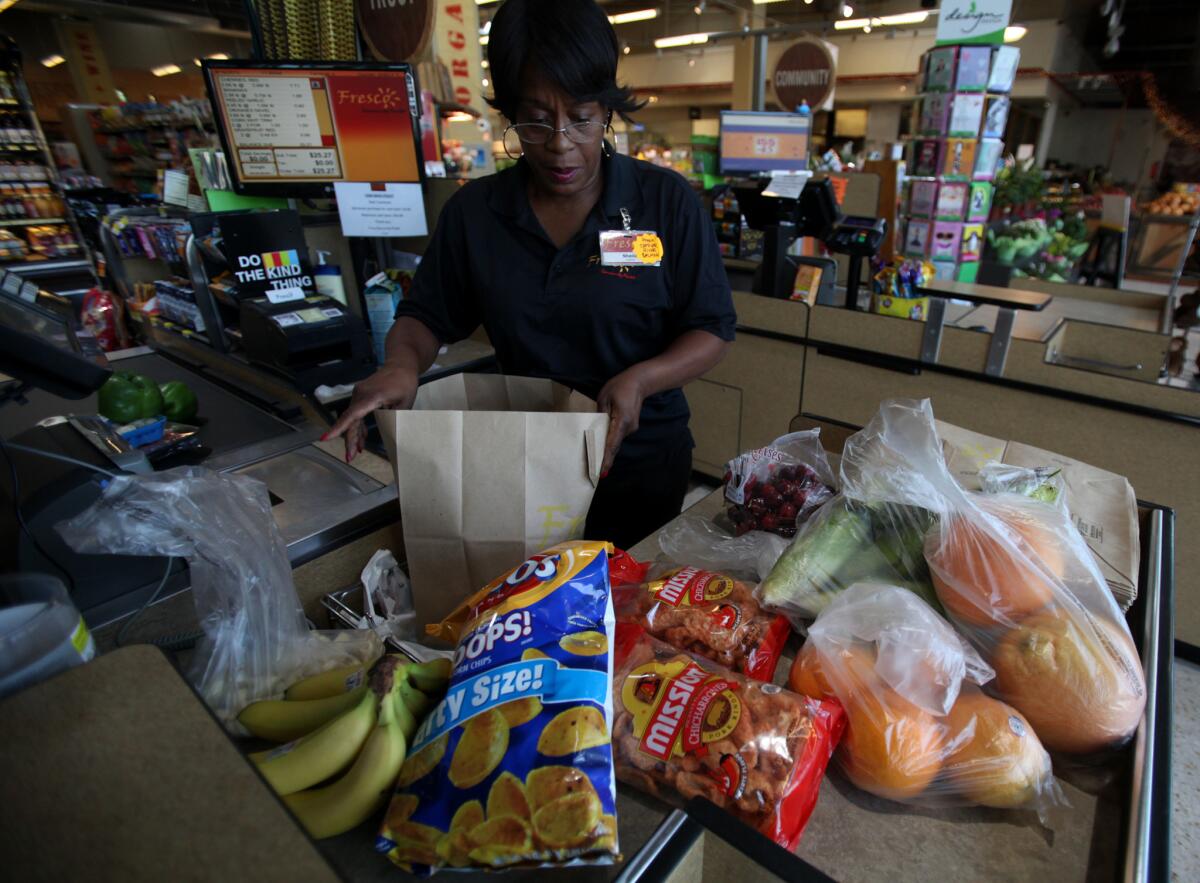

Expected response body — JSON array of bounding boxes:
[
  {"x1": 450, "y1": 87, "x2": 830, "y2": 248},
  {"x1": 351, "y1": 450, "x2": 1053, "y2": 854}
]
[
  {"x1": 159, "y1": 380, "x2": 198, "y2": 423},
  {"x1": 97, "y1": 373, "x2": 165, "y2": 424}
]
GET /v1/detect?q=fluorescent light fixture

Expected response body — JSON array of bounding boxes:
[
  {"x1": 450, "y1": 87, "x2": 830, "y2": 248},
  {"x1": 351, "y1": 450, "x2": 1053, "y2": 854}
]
[
  {"x1": 608, "y1": 8, "x2": 658, "y2": 24},
  {"x1": 654, "y1": 32, "x2": 710, "y2": 48},
  {"x1": 195, "y1": 52, "x2": 230, "y2": 66},
  {"x1": 479, "y1": 34, "x2": 489, "y2": 44},
  {"x1": 835, "y1": 10, "x2": 929, "y2": 29},
  {"x1": 151, "y1": 64, "x2": 182, "y2": 77},
  {"x1": 40, "y1": 54, "x2": 65, "y2": 68},
  {"x1": 475, "y1": 0, "x2": 499, "y2": 4},
  {"x1": 842, "y1": 3, "x2": 854, "y2": 17},
  {"x1": 0, "y1": 0, "x2": 21, "y2": 12},
  {"x1": 1004, "y1": 24, "x2": 1027, "y2": 42},
  {"x1": 751, "y1": 0, "x2": 789, "y2": 5}
]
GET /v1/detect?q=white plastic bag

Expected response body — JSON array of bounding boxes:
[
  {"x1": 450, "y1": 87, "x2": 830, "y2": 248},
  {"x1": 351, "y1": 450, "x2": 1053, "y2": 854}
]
[{"x1": 59, "y1": 466, "x2": 381, "y2": 731}]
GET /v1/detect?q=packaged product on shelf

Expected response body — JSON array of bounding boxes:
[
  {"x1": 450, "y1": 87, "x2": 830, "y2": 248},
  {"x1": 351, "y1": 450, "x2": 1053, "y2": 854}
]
[
  {"x1": 610, "y1": 554, "x2": 791, "y2": 681},
  {"x1": 721, "y1": 429, "x2": 837, "y2": 538},
  {"x1": 379, "y1": 541, "x2": 619, "y2": 873},
  {"x1": 611, "y1": 623, "x2": 844, "y2": 849},
  {"x1": 791, "y1": 583, "x2": 1060, "y2": 815},
  {"x1": 836, "y1": 399, "x2": 1146, "y2": 755}
]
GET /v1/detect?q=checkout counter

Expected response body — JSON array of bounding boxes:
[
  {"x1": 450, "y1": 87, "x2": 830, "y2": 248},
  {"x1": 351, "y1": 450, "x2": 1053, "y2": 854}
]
[{"x1": 688, "y1": 242, "x2": 1200, "y2": 646}]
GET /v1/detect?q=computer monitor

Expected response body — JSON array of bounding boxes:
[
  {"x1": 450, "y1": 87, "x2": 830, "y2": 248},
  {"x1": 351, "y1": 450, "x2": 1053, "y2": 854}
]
[
  {"x1": 719, "y1": 111, "x2": 811, "y2": 176},
  {"x1": 202, "y1": 60, "x2": 424, "y2": 197},
  {"x1": 0, "y1": 291, "x2": 111, "y2": 399}
]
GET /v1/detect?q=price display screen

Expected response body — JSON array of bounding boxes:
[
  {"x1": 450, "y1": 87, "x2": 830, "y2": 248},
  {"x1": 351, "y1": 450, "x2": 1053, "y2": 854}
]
[
  {"x1": 205, "y1": 62, "x2": 421, "y2": 195},
  {"x1": 719, "y1": 111, "x2": 810, "y2": 175}
]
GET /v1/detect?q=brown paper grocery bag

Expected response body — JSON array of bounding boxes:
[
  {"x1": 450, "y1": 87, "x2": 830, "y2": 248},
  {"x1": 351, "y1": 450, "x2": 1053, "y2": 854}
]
[
  {"x1": 936, "y1": 420, "x2": 1140, "y2": 609},
  {"x1": 377, "y1": 374, "x2": 609, "y2": 625}
]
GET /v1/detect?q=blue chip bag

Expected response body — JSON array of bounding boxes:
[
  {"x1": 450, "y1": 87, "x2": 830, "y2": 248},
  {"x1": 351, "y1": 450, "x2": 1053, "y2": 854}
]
[{"x1": 378, "y1": 541, "x2": 619, "y2": 873}]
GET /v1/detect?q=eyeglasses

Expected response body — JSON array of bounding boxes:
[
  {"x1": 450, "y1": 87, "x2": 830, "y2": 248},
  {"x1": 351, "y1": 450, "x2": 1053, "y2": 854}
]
[{"x1": 505, "y1": 120, "x2": 606, "y2": 145}]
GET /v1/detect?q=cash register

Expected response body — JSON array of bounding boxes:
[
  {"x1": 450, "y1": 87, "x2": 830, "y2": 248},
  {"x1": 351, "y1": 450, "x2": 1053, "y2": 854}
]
[{"x1": 239, "y1": 293, "x2": 374, "y2": 393}]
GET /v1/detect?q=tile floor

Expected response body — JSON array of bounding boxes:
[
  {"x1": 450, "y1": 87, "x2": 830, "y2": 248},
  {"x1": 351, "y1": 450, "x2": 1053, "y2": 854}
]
[{"x1": 682, "y1": 477, "x2": 1199, "y2": 880}]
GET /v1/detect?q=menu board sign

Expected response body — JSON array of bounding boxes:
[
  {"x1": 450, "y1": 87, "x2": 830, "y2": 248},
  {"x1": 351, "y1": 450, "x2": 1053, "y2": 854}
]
[{"x1": 207, "y1": 65, "x2": 421, "y2": 192}]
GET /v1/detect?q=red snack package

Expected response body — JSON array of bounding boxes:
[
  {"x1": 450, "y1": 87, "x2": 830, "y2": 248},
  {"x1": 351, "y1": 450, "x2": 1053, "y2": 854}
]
[
  {"x1": 612, "y1": 623, "x2": 844, "y2": 850},
  {"x1": 613, "y1": 565, "x2": 791, "y2": 681}
]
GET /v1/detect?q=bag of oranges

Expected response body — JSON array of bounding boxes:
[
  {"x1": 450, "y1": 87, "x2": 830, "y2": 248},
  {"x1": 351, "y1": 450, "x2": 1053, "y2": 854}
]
[
  {"x1": 836, "y1": 399, "x2": 1146, "y2": 756},
  {"x1": 791, "y1": 582, "x2": 1062, "y2": 814}
]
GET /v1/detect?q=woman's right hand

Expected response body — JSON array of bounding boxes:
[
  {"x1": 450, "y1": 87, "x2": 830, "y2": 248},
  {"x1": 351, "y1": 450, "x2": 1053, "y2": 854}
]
[{"x1": 322, "y1": 365, "x2": 419, "y2": 462}]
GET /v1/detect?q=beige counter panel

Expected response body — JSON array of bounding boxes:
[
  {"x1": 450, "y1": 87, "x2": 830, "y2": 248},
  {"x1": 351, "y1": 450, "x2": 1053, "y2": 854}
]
[
  {"x1": 687, "y1": 333, "x2": 806, "y2": 478},
  {"x1": 731, "y1": 289, "x2": 809, "y2": 337},
  {"x1": 1044, "y1": 320, "x2": 1172, "y2": 383},
  {"x1": 808, "y1": 304, "x2": 925, "y2": 360},
  {"x1": 800, "y1": 347, "x2": 1200, "y2": 643}
]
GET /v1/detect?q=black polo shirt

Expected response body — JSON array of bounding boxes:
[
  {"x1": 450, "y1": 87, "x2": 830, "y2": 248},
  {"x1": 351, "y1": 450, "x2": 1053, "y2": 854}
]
[{"x1": 394, "y1": 151, "x2": 736, "y2": 469}]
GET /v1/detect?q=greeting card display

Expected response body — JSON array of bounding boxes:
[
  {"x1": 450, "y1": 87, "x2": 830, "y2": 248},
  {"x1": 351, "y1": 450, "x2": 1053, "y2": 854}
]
[
  {"x1": 935, "y1": 182, "x2": 968, "y2": 220},
  {"x1": 960, "y1": 223, "x2": 985, "y2": 261},
  {"x1": 948, "y1": 93, "x2": 985, "y2": 137},
  {"x1": 941, "y1": 138, "x2": 977, "y2": 179},
  {"x1": 967, "y1": 182, "x2": 993, "y2": 221},
  {"x1": 933, "y1": 261, "x2": 957, "y2": 281},
  {"x1": 909, "y1": 180, "x2": 938, "y2": 217},
  {"x1": 955, "y1": 46, "x2": 992, "y2": 91},
  {"x1": 924, "y1": 47, "x2": 958, "y2": 92},
  {"x1": 983, "y1": 95, "x2": 1010, "y2": 138},
  {"x1": 904, "y1": 220, "x2": 931, "y2": 257},
  {"x1": 931, "y1": 221, "x2": 963, "y2": 262},
  {"x1": 974, "y1": 138, "x2": 1003, "y2": 180},
  {"x1": 955, "y1": 261, "x2": 980, "y2": 283},
  {"x1": 988, "y1": 45, "x2": 1020, "y2": 92},
  {"x1": 910, "y1": 139, "x2": 941, "y2": 177},
  {"x1": 919, "y1": 94, "x2": 950, "y2": 135}
]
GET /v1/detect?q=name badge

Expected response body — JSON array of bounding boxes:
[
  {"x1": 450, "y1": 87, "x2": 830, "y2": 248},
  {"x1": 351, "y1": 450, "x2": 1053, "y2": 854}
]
[{"x1": 599, "y1": 229, "x2": 664, "y2": 267}]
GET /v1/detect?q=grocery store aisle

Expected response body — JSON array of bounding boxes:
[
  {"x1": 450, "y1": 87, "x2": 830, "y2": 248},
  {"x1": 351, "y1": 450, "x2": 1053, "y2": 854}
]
[{"x1": 1173, "y1": 657, "x2": 1200, "y2": 881}]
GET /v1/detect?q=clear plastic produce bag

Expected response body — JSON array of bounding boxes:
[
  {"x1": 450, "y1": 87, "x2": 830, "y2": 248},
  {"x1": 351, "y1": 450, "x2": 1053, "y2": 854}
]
[
  {"x1": 657, "y1": 514, "x2": 791, "y2": 581},
  {"x1": 838, "y1": 400, "x2": 1146, "y2": 755},
  {"x1": 794, "y1": 582, "x2": 1061, "y2": 815},
  {"x1": 59, "y1": 467, "x2": 381, "y2": 731},
  {"x1": 758, "y1": 493, "x2": 941, "y2": 623},
  {"x1": 722, "y1": 429, "x2": 837, "y2": 537}
]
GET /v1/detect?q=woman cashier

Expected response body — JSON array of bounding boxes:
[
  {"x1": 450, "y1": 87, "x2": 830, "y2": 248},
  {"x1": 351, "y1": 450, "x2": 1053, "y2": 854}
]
[{"x1": 326, "y1": 0, "x2": 736, "y2": 549}]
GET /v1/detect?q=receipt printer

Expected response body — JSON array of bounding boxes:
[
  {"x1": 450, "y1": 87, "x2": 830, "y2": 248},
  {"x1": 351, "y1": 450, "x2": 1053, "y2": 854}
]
[{"x1": 239, "y1": 294, "x2": 374, "y2": 392}]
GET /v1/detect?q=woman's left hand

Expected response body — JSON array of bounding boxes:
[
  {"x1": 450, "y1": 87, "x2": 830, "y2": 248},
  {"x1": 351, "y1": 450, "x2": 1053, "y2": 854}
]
[{"x1": 597, "y1": 367, "x2": 647, "y2": 477}]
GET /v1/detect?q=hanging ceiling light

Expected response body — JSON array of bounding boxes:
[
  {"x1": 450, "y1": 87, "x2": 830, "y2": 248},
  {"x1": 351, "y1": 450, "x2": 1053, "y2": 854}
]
[
  {"x1": 622, "y1": 42, "x2": 631, "y2": 55},
  {"x1": 693, "y1": 0, "x2": 705, "y2": 14},
  {"x1": 1003, "y1": 24, "x2": 1027, "y2": 42},
  {"x1": 842, "y1": 3, "x2": 854, "y2": 17},
  {"x1": 608, "y1": 8, "x2": 658, "y2": 24},
  {"x1": 41, "y1": 54, "x2": 65, "y2": 68},
  {"x1": 654, "y1": 32, "x2": 710, "y2": 48}
]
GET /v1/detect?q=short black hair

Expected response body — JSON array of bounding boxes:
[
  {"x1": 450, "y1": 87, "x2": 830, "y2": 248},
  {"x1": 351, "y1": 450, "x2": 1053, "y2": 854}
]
[{"x1": 486, "y1": 0, "x2": 643, "y2": 122}]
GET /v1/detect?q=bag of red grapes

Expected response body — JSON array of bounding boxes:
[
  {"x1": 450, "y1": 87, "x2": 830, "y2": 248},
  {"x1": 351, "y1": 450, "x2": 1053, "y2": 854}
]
[{"x1": 724, "y1": 430, "x2": 837, "y2": 538}]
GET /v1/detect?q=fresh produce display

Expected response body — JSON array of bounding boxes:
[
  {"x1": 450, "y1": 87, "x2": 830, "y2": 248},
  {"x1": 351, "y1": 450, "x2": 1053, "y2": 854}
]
[
  {"x1": 612, "y1": 563, "x2": 791, "y2": 681},
  {"x1": 792, "y1": 583, "x2": 1058, "y2": 812},
  {"x1": 759, "y1": 495, "x2": 941, "y2": 621},
  {"x1": 611, "y1": 623, "x2": 844, "y2": 848},
  {"x1": 838, "y1": 399, "x2": 1146, "y2": 755},
  {"x1": 722, "y1": 430, "x2": 836, "y2": 537},
  {"x1": 96, "y1": 372, "x2": 164, "y2": 424},
  {"x1": 379, "y1": 541, "x2": 619, "y2": 872},
  {"x1": 158, "y1": 379, "x2": 199, "y2": 422},
  {"x1": 237, "y1": 654, "x2": 451, "y2": 840},
  {"x1": 1143, "y1": 186, "x2": 1199, "y2": 217}
]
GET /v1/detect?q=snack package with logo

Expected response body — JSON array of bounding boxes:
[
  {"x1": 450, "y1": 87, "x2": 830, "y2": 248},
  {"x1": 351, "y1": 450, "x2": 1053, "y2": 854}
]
[
  {"x1": 790, "y1": 582, "x2": 1062, "y2": 816},
  {"x1": 611, "y1": 623, "x2": 844, "y2": 849},
  {"x1": 378, "y1": 541, "x2": 618, "y2": 874},
  {"x1": 612, "y1": 564, "x2": 791, "y2": 681}
]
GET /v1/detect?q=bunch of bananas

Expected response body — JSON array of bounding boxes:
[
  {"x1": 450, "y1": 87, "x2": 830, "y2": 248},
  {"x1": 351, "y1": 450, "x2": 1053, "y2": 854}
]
[{"x1": 237, "y1": 655, "x2": 451, "y2": 839}]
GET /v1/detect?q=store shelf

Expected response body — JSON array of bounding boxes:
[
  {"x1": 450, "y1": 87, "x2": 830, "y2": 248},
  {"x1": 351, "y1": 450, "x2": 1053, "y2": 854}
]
[
  {"x1": 1, "y1": 257, "x2": 91, "y2": 276},
  {"x1": 0, "y1": 217, "x2": 65, "y2": 226}
]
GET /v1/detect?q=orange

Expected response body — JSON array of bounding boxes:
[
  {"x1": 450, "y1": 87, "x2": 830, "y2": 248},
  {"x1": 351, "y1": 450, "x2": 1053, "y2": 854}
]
[
  {"x1": 927, "y1": 504, "x2": 1060, "y2": 629},
  {"x1": 788, "y1": 641, "x2": 832, "y2": 699},
  {"x1": 990, "y1": 609, "x2": 1145, "y2": 754},
  {"x1": 941, "y1": 689, "x2": 1051, "y2": 807},
  {"x1": 838, "y1": 677, "x2": 946, "y2": 801}
]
